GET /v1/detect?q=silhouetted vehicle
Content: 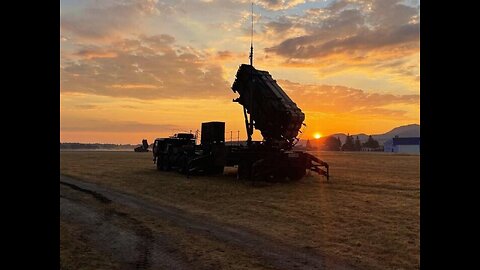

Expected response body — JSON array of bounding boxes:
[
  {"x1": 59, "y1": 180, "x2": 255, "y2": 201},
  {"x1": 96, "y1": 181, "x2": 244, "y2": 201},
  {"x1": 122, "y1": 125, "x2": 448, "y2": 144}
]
[
  {"x1": 227, "y1": 64, "x2": 329, "y2": 180},
  {"x1": 152, "y1": 124, "x2": 225, "y2": 174},
  {"x1": 152, "y1": 64, "x2": 329, "y2": 181},
  {"x1": 134, "y1": 139, "x2": 149, "y2": 152}
]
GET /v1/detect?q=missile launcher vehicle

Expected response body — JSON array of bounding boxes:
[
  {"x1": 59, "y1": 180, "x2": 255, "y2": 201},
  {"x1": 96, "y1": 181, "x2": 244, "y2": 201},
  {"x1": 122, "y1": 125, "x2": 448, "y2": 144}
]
[{"x1": 152, "y1": 64, "x2": 329, "y2": 181}]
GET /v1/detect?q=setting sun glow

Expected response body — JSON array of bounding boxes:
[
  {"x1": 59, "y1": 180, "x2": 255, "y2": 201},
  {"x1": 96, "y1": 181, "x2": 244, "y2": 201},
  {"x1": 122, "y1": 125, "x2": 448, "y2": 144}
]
[{"x1": 60, "y1": 0, "x2": 419, "y2": 144}]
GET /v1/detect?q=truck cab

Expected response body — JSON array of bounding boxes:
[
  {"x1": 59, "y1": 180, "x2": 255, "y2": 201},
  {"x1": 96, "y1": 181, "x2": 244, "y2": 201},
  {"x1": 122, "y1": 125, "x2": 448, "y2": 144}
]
[{"x1": 152, "y1": 133, "x2": 195, "y2": 171}]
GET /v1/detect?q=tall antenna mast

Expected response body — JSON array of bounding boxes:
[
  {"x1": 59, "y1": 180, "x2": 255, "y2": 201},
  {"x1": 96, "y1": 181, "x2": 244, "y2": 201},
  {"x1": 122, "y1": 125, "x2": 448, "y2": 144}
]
[{"x1": 249, "y1": 2, "x2": 254, "y2": 66}]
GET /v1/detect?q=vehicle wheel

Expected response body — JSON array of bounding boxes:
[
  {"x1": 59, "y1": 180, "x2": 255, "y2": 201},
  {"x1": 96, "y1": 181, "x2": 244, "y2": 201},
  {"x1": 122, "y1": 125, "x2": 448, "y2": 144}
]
[
  {"x1": 209, "y1": 166, "x2": 224, "y2": 175},
  {"x1": 287, "y1": 167, "x2": 306, "y2": 181},
  {"x1": 156, "y1": 156, "x2": 163, "y2": 171},
  {"x1": 251, "y1": 159, "x2": 268, "y2": 181},
  {"x1": 179, "y1": 155, "x2": 189, "y2": 174},
  {"x1": 237, "y1": 161, "x2": 251, "y2": 179},
  {"x1": 163, "y1": 155, "x2": 171, "y2": 171}
]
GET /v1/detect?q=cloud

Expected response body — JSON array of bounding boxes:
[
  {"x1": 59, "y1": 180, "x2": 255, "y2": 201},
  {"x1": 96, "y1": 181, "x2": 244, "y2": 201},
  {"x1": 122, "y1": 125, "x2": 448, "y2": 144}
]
[
  {"x1": 75, "y1": 47, "x2": 118, "y2": 59},
  {"x1": 256, "y1": 0, "x2": 306, "y2": 10},
  {"x1": 265, "y1": 0, "x2": 419, "y2": 59},
  {"x1": 60, "y1": 34, "x2": 230, "y2": 100},
  {"x1": 217, "y1": 50, "x2": 234, "y2": 60},
  {"x1": 278, "y1": 80, "x2": 419, "y2": 117},
  {"x1": 73, "y1": 104, "x2": 99, "y2": 110},
  {"x1": 258, "y1": 0, "x2": 420, "y2": 88},
  {"x1": 61, "y1": 0, "x2": 159, "y2": 40},
  {"x1": 264, "y1": 17, "x2": 294, "y2": 34},
  {"x1": 270, "y1": 23, "x2": 418, "y2": 59},
  {"x1": 61, "y1": 118, "x2": 178, "y2": 133},
  {"x1": 214, "y1": 50, "x2": 246, "y2": 62},
  {"x1": 351, "y1": 107, "x2": 408, "y2": 117}
]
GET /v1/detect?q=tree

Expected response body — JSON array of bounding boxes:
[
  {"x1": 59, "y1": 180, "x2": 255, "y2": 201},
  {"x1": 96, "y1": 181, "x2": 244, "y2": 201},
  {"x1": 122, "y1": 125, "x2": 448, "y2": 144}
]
[
  {"x1": 354, "y1": 136, "x2": 362, "y2": 151},
  {"x1": 342, "y1": 134, "x2": 355, "y2": 151},
  {"x1": 324, "y1": 136, "x2": 341, "y2": 151},
  {"x1": 363, "y1": 135, "x2": 379, "y2": 149},
  {"x1": 305, "y1": 139, "x2": 313, "y2": 150}
]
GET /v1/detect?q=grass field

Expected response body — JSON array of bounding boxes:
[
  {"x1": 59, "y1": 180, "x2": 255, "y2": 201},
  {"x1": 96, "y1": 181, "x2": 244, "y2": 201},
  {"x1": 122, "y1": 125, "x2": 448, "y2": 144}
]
[{"x1": 60, "y1": 151, "x2": 419, "y2": 269}]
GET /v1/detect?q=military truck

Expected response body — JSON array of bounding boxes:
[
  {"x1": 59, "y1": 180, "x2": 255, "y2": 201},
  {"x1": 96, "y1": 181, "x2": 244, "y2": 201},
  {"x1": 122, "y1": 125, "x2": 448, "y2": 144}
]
[
  {"x1": 152, "y1": 64, "x2": 329, "y2": 181},
  {"x1": 134, "y1": 139, "x2": 149, "y2": 152}
]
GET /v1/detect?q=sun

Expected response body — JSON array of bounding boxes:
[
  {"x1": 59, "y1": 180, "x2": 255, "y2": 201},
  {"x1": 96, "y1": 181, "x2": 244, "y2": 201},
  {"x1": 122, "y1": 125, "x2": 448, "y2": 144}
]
[{"x1": 313, "y1": 133, "x2": 322, "y2": 139}]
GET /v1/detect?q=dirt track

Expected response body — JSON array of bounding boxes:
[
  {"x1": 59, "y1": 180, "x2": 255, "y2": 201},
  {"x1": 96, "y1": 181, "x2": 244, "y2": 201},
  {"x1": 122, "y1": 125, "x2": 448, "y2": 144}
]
[{"x1": 60, "y1": 174, "x2": 356, "y2": 270}]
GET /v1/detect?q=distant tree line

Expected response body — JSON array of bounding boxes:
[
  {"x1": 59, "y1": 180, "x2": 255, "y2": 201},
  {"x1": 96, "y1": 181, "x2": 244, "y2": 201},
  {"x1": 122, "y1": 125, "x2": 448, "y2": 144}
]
[
  {"x1": 60, "y1": 142, "x2": 135, "y2": 150},
  {"x1": 323, "y1": 135, "x2": 380, "y2": 151},
  {"x1": 323, "y1": 136, "x2": 342, "y2": 151}
]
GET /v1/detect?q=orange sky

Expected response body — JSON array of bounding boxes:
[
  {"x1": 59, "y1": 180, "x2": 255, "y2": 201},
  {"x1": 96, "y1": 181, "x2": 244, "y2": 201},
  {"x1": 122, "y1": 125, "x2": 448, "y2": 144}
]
[{"x1": 60, "y1": 0, "x2": 419, "y2": 144}]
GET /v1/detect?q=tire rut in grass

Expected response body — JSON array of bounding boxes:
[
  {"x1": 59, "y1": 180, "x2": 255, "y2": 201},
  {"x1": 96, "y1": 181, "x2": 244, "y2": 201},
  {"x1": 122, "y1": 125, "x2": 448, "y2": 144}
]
[
  {"x1": 60, "y1": 174, "x2": 357, "y2": 270},
  {"x1": 60, "y1": 183, "x2": 191, "y2": 270}
]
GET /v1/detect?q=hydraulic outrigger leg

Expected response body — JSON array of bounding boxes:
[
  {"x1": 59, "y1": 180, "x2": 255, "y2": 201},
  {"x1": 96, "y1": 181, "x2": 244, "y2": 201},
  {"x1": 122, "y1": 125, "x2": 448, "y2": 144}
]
[{"x1": 305, "y1": 153, "x2": 330, "y2": 181}]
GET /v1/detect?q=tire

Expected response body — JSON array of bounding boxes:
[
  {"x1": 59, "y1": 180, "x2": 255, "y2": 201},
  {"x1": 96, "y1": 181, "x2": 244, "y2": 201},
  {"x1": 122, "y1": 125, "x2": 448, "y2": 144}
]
[
  {"x1": 251, "y1": 159, "x2": 268, "y2": 181},
  {"x1": 287, "y1": 167, "x2": 306, "y2": 181},
  {"x1": 237, "y1": 161, "x2": 251, "y2": 179},
  {"x1": 156, "y1": 155, "x2": 164, "y2": 171},
  {"x1": 210, "y1": 166, "x2": 224, "y2": 175},
  {"x1": 179, "y1": 155, "x2": 189, "y2": 174},
  {"x1": 163, "y1": 154, "x2": 171, "y2": 171},
  {"x1": 156, "y1": 158, "x2": 162, "y2": 171}
]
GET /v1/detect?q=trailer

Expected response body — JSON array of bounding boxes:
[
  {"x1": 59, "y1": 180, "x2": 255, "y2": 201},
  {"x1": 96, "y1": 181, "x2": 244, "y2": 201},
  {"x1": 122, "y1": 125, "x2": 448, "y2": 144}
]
[{"x1": 152, "y1": 63, "x2": 329, "y2": 181}]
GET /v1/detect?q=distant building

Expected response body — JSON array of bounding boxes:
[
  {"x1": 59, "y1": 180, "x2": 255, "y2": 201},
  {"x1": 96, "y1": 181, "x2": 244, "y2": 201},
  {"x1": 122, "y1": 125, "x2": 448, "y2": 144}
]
[
  {"x1": 383, "y1": 137, "x2": 420, "y2": 153},
  {"x1": 361, "y1": 147, "x2": 383, "y2": 152}
]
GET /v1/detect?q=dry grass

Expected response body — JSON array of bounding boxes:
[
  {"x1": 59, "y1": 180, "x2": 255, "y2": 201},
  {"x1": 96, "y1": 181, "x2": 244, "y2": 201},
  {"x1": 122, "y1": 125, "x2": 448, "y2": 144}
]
[
  {"x1": 60, "y1": 220, "x2": 120, "y2": 270},
  {"x1": 61, "y1": 185, "x2": 270, "y2": 270},
  {"x1": 60, "y1": 151, "x2": 419, "y2": 270}
]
